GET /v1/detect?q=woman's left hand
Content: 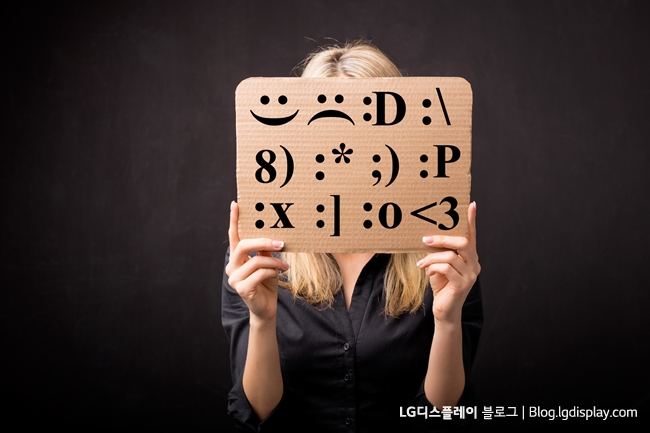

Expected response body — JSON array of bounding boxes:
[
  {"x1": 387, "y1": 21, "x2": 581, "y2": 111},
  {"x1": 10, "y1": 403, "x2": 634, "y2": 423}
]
[{"x1": 417, "y1": 201, "x2": 480, "y2": 325}]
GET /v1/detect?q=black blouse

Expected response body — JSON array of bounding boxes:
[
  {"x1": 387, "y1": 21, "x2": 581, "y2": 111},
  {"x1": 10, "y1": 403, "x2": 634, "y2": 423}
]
[{"x1": 221, "y1": 251, "x2": 483, "y2": 432}]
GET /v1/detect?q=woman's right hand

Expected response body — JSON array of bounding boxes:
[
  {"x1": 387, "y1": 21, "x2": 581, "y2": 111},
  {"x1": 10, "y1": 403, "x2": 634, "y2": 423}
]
[{"x1": 225, "y1": 201, "x2": 288, "y2": 323}]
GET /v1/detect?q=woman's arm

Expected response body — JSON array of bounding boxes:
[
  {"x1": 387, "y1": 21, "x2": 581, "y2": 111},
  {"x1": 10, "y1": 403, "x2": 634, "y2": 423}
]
[
  {"x1": 225, "y1": 202, "x2": 287, "y2": 420},
  {"x1": 417, "y1": 202, "x2": 481, "y2": 408}
]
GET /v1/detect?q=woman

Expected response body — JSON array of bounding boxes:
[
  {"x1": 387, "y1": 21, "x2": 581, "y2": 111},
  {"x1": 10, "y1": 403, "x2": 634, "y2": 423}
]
[{"x1": 223, "y1": 42, "x2": 482, "y2": 432}]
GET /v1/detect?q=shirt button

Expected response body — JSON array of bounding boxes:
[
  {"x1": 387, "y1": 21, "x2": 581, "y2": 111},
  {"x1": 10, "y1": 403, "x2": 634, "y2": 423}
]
[
  {"x1": 345, "y1": 418, "x2": 352, "y2": 425},
  {"x1": 343, "y1": 343, "x2": 350, "y2": 351},
  {"x1": 344, "y1": 373, "x2": 350, "y2": 382}
]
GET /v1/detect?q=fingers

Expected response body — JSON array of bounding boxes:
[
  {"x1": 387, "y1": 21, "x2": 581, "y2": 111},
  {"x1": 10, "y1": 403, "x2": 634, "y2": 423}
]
[
  {"x1": 424, "y1": 263, "x2": 466, "y2": 291},
  {"x1": 235, "y1": 238, "x2": 284, "y2": 259},
  {"x1": 467, "y1": 201, "x2": 477, "y2": 249},
  {"x1": 422, "y1": 235, "x2": 478, "y2": 268},
  {"x1": 422, "y1": 201, "x2": 477, "y2": 250},
  {"x1": 232, "y1": 255, "x2": 288, "y2": 279},
  {"x1": 226, "y1": 201, "x2": 287, "y2": 281},
  {"x1": 428, "y1": 271, "x2": 448, "y2": 292},
  {"x1": 417, "y1": 251, "x2": 478, "y2": 294},
  {"x1": 228, "y1": 201, "x2": 241, "y2": 251},
  {"x1": 422, "y1": 235, "x2": 469, "y2": 252},
  {"x1": 226, "y1": 238, "x2": 285, "y2": 275},
  {"x1": 420, "y1": 236, "x2": 480, "y2": 274},
  {"x1": 228, "y1": 201, "x2": 284, "y2": 259},
  {"x1": 417, "y1": 251, "x2": 471, "y2": 279},
  {"x1": 421, "y1": 201, "x2": 479, "y2": 269},
  {"x1": 228, "y1": 255, "x2": 288, "y2": 291}
]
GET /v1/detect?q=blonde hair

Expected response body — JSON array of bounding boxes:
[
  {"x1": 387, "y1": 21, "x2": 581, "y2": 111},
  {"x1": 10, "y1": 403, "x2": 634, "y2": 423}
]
[
  {"x1": 297, "y1": 41, "x2": 403, "y2": 78},
  {"x1": 281, "y1": 41, "x2": 428, "y2": 317}
]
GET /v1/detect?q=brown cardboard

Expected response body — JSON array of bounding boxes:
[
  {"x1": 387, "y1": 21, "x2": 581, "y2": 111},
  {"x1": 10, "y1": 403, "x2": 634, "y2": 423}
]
[{"x1": 236, "y1": 77, "x2": 472, "y2": 252}]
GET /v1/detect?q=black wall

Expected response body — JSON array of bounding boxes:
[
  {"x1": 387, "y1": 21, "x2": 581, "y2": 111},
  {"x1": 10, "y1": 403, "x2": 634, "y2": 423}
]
[{"x1": 3, "y1": 1, "x2": 648, "y2": 431}]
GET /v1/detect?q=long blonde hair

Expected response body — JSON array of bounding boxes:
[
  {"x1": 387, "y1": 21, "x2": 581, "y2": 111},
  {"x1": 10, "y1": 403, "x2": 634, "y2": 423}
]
[{"x1": 281, "y1": 41, "x2": 429, "y2": 317}]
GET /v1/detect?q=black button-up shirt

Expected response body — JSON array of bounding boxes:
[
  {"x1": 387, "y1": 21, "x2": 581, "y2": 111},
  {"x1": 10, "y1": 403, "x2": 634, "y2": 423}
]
[{"x1": 222, "y1": 251, "x2": 483, "y2": 432}]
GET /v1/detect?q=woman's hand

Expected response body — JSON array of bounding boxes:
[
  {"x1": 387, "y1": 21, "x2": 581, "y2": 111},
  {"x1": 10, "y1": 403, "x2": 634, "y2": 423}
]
[
  {"x1": 226, "y1": 201, "x2": 286, "y2": 418},
  {"x1": 225, "y1": 201, "x2": 288, "y2": 323},
  {"x1": 417, "y1": 201, "x2": 480, "y2": 326}
]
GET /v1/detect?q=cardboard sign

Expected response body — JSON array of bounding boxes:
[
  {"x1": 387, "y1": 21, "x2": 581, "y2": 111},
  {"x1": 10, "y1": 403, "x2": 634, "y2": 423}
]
[{"x1": 236, "y1": 77, "x2": 472, "y2": 252}]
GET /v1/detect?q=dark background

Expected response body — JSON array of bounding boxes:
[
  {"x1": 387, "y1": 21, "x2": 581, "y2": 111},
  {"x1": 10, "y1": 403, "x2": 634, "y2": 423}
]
[{"x1": 2, "y1": 0, "x2": 648, "y2": 431}]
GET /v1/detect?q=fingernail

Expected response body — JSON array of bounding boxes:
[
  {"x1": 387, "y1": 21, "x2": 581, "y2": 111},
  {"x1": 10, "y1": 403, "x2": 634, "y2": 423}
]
[
  {"x1": 230, "y1": 201, "x2": 235, "y2": 211},
  {"x1": 423, "y1": 236, "x2": 435, "y2": 245},
  {"x1": 272, "y1": 241, "x2": 284, "y2": 249},
  {"x1": 416, "y1": 259, "x2": 424, "y2": 267},
  {"x1": 472, "y1": 201, "x2": 477, "y2": 210},
  {"x1": 281, "y1": 262, "x2": 290, "y2": 270}
]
